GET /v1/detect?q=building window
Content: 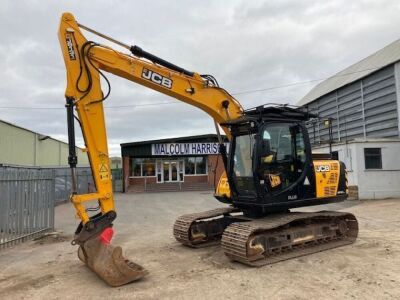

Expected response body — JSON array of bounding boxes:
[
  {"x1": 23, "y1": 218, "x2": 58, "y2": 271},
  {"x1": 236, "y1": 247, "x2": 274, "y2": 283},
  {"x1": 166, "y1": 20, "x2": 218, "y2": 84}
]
[
  {"x1": 184, "y1": 157, "x2": 196, "y2": 174},
  {"x1": 195, "y1": 157, "x2": 207, "y2": 174},
  {"x1": 331, "y1": 151, "x2": 339, "y2": 160},
  {"x1": 184, "y1": 157, "x2": 207, "y2": 175},
  {"x1": 132, "y1": 158, "x2": 143, "y2": 176},
  {"x1": 131, "y1": 158, "x2": 156, "y2": 176},
  {"x1": 143, "y1": 161, "x2": 156, "y2": 176},
  {"x1": 364, "y1": 148, "x2": 382, "y2": 169}
]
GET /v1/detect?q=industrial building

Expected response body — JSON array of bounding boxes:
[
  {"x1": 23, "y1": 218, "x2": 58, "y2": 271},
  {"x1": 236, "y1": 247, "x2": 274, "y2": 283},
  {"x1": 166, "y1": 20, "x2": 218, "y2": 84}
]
[
  {"x1": 110, "y1": 157, "x2": 122, "y2": 169},
  {"x1": 121, "y1": 134, "x2": 227, "y2": 192},
  {"x1": 0, "y1": 119, "x2": 89, "y2": 167},
  {"x1": 299, "y1": 39, "x2": 400, "y2": 199}
]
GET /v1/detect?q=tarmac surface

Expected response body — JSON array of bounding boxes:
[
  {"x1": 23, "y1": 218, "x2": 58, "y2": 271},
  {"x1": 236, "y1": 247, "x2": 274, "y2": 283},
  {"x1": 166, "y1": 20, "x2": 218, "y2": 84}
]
[{"x1": 1, "y1": 192, "x2": 400, "y2": 299}]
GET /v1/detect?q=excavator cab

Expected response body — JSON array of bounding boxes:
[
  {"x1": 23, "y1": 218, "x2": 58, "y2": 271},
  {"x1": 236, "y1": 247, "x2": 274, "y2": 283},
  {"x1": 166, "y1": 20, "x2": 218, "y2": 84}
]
[{"x1": 223, "y1": 105, "x2": 347, "y2": 215}]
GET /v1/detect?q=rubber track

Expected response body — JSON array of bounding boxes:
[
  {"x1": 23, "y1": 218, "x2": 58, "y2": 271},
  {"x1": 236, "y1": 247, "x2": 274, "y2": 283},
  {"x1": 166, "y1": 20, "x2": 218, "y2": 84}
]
[
  {"x1": 221, "y1": 211, "x2": 358, "y2": 266},
  {"x1": 173, "y1": 207, "x2": 240, "y2": 248}
]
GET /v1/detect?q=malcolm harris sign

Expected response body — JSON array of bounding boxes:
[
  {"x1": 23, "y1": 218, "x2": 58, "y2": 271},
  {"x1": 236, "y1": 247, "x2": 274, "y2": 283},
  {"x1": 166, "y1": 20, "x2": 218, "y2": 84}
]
[{"x1": 151, "y1": 143, "x2": 228, "y2": 156}]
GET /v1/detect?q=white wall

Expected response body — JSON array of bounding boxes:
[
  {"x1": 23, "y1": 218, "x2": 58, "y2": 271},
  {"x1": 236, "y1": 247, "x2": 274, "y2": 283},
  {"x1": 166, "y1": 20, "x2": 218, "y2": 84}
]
[
  {"x1": 354, "y1": 141, "x2": 400, "y2": 199},
  {"x1": 312, "y1": 143, "x2": 358, "y2": 186}
]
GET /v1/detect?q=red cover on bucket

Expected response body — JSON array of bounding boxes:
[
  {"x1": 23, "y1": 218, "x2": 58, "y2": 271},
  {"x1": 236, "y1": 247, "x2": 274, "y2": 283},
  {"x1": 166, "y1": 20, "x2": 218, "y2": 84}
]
[{"x1": 100, "y1": 227, "x2": 114, "y2": 245}]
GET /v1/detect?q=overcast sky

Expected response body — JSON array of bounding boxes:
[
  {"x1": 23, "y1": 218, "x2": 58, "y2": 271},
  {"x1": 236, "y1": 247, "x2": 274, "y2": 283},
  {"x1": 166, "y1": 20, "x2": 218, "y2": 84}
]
[{"x1": 1, "y1": 0, "x2": 400, "y2": 156}]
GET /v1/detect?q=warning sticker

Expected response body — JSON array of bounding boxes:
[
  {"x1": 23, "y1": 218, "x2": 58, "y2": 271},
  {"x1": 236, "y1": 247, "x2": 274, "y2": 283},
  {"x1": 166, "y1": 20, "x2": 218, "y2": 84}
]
[
  {"x1": 269, "y1": 174, "x2": 281, "y2": 188},
  {"x1": 99, "y1": 164, "x2": 109, "y2": 181}
]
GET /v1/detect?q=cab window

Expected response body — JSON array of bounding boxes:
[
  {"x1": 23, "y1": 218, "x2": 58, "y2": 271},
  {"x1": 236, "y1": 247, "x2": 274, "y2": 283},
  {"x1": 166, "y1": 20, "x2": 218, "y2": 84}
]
[{"x1": 259, "y1": 123, "x2": 306, "y2": 192}]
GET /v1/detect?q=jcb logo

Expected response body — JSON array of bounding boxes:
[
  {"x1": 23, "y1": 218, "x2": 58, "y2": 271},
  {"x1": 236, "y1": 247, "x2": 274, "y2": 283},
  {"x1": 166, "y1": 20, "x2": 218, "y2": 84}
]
[
  {"x1": 316, "y1": 165, "x2": 330, "y2": 172},
  {"x1": 66, "y1": 34, "x2": 76, "y2": 60},
  {"x1": 141, "y1": 68, "x2": 173, "y2": 89}
]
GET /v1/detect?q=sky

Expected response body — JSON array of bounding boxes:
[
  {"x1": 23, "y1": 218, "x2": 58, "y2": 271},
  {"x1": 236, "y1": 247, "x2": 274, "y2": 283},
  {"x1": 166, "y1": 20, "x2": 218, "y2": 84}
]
[{"x1": 1, "y1": 0, "x2": 400, "y2": 156}]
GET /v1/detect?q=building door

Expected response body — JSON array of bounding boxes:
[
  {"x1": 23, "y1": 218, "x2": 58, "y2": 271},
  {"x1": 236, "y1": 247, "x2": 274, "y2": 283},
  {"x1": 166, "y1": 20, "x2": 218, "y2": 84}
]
[
  {"x1": 156, "y1": 160, "x2": 163, "y2": 183},
  {"x1": 157, "y1": 160, "x2": 183, "y2": 183},
  {"x1": 178, "y1": 160, "x2": 184, "y2": 182},
  {"x1": 163, "y1": 161, "x2": 170, "y2": 182},
  {"x1": 170, "y1": 162, "x2": 178, "y2": 182}
]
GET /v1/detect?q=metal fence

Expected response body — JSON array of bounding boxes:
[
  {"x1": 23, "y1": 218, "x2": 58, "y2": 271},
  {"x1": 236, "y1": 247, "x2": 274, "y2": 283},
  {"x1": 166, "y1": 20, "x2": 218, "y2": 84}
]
[
  {"x1": 54, "y1": 167, "x2": 94, "y2": 204},
  {"x1": 54, "y1": 167, "x2": 123, "y2": 202},
  {"x1": 0, "y1": 166, "x2": 55, "y2": 249},
  {"x1": 0, "y1": 165, "x2": 123, "y2": 249}
]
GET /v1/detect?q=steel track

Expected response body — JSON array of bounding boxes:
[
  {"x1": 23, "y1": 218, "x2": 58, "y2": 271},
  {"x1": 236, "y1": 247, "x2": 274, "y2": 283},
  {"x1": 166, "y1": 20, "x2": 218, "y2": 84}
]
[
  {"x1": 173, "y1": 207, "x2": 241, "y2": 247},
  {"x1": 221, "y1": 211, "x2": 358, "y2": 266}
]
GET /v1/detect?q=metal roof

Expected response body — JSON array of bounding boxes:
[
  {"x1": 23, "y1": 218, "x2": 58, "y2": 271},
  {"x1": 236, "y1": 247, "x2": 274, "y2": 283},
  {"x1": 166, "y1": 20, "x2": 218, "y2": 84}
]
[{"x1": 298, "y1": 38, "x2": 400, "y2": 106}]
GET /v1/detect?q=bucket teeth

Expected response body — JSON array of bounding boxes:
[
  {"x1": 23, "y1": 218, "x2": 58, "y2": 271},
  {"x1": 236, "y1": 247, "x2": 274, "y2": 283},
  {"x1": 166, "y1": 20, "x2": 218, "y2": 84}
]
[{"x1": 78, "y1": 237, "x2": 148, "y2": 287}]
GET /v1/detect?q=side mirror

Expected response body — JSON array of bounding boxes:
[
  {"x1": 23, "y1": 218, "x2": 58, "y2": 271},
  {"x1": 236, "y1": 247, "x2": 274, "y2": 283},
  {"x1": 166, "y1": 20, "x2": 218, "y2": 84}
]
[{"x1": 259, "y1": 139, "x2": 272, "y2": 157}]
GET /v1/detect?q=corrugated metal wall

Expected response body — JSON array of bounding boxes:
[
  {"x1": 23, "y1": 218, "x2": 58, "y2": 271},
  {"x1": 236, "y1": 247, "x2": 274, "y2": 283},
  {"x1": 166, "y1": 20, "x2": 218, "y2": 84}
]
[
  {"x1": 305, "y1": 65, "x2": 399, "y2": 144},
  {"x1": 0, "y1": 121, "x2": 89, "y2": 167}
]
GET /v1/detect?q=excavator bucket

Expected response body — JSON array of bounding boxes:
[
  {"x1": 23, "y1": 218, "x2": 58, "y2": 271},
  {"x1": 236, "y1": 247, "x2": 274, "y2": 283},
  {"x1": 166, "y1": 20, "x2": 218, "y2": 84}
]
[{"x1": 77, "y1": 228, "x2": 148, "y2": 287}]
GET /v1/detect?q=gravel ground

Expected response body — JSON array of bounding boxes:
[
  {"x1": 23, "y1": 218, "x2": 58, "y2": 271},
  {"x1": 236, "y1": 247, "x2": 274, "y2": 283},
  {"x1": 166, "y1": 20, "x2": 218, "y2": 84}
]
[{"x1": 1, "y1": 192, "x2": 399, "y2": 299}]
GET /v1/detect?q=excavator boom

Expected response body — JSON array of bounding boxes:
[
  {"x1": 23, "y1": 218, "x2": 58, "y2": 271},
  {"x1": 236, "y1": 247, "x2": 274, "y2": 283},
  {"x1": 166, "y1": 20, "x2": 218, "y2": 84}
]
[{"x1": 58, "y1": 12, "x2": 243, "y2": 286}]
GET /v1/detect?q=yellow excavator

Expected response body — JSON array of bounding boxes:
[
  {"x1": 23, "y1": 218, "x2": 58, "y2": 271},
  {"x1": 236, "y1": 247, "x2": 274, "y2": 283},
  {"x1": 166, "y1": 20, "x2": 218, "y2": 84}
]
[{"x1": 58, "y1": 12, "x2": 358, "y2": 287}]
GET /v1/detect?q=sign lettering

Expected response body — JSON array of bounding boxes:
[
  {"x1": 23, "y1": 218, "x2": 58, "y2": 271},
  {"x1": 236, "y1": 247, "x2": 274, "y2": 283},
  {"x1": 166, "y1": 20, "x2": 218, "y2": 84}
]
[{"x1": 151, "y1": 143, "x2": 228, "y2": 156}]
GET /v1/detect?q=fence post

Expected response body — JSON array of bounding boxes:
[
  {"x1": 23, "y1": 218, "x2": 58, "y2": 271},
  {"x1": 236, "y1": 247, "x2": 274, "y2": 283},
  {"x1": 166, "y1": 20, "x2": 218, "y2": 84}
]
[{"x1": 50, "y1": 169, "x2": 55, "y2": 229}]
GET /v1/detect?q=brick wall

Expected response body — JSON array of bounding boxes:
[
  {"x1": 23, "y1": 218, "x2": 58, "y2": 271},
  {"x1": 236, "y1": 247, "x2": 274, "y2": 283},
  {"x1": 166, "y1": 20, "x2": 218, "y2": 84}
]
[
  {"x1": 123, "y1": 154, "x2": 227, "y2": 192},
  {"x1": 123, "y1": 156, "x2": 130, "y2": 192}
]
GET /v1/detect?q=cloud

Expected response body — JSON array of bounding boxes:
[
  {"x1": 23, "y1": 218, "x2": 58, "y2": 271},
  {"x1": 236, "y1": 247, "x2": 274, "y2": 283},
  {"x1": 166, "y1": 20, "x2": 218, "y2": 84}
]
[{"x1": 0, "y1": 0, "x2": 400, "y2": 156}]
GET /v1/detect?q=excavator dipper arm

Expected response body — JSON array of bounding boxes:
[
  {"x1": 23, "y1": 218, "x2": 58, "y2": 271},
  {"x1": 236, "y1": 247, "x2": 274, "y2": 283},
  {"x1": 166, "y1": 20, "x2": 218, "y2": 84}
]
[{"x1": 58, "y1": 12, "x2": 243, "y2": 286}]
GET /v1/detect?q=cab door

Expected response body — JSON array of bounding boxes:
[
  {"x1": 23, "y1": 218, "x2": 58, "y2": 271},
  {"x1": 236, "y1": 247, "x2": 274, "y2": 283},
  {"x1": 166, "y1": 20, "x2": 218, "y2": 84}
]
[
  {"x1": 230, "y1": 133, "x2": 257, "y2": 198},
  {"x1": 257, "y1": 122, "x2": 309, "y2": 198}
]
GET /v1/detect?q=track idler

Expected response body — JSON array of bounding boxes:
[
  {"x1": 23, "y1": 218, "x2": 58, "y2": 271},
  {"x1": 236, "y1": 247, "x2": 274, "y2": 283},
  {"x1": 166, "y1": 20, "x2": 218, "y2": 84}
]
[{"x1": 77, "y1": 227, "x2": 148, "y2": 287}]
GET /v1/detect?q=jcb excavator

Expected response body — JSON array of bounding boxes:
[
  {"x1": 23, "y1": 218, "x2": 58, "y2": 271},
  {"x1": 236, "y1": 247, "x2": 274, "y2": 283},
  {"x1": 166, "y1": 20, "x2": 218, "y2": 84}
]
[{"x1": 58, "y1": 12, "x2": 358, "y2": 287}]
